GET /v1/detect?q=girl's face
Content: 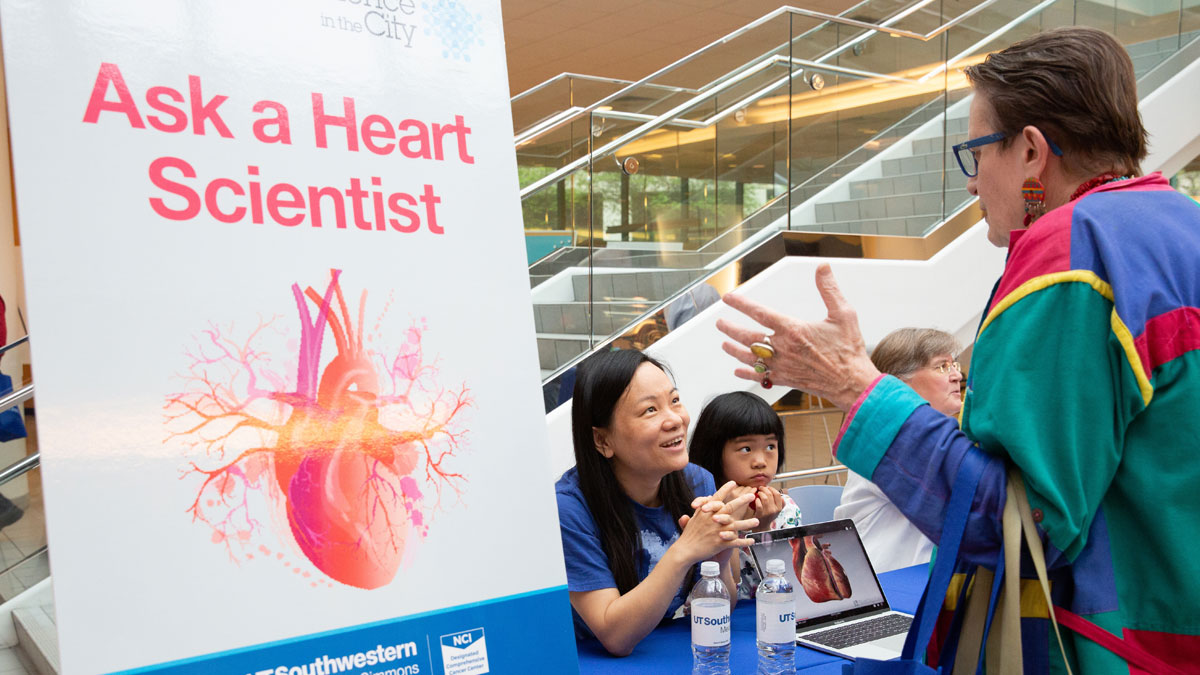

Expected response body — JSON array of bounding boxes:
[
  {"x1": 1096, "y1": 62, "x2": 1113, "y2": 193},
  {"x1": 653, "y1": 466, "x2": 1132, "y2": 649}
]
[
  {"x1": 720, "y1": 434, "x2": 780, "y2": 488},
  {"x1": 595, "y1": 362, "x2": 691, "y2": 484}
]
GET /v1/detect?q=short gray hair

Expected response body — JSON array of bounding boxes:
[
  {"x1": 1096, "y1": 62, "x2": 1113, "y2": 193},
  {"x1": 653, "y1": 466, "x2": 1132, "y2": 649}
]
[{"x1": 870, "y1": 328, "x2": 960, "y2": 379}]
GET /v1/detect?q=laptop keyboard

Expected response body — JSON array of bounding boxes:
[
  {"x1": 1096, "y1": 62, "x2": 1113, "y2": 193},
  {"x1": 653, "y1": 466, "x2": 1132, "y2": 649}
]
[{"x1": 802, "y1": 613, "x2": 912, "y2": 650}]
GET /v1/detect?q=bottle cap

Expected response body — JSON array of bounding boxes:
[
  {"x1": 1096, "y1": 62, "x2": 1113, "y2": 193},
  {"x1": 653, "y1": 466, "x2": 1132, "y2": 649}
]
[
  {"x1": 765, "y1": 559, "x2": 785, "y2": 575},
  {"x1": 700, "y1": 561, "x2": 720, "y2": 577}
]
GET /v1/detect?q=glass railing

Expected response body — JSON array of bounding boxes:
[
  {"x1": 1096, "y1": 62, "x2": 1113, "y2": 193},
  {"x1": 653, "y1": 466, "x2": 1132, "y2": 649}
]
[{"x1": 518, "y1": 0, "x2": 1199, "y2": 385}]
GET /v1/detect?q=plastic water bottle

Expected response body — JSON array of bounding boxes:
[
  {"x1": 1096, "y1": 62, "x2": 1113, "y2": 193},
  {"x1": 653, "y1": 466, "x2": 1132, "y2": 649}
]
[
  {"x1": 756, "y1": 559, "x2": 796, "y2": 674},
  {"x1": 690, "y1": 561, "x2": 731, "y2": 674}
]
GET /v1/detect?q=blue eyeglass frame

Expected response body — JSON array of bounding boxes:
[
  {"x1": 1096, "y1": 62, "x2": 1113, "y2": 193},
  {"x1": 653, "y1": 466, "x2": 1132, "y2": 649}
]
[{"x1": 951, "y1": 131, "x2": 1064, "y2": 178}]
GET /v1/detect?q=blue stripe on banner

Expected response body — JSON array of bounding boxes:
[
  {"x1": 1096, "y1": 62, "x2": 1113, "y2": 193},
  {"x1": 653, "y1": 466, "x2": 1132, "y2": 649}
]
[{"x1": 109, "y1": 585, "x2": 576, "y2": 675}]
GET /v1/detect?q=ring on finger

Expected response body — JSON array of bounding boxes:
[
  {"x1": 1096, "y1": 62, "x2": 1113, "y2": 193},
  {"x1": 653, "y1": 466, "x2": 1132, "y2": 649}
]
[
  {"x1": 761, "y1": 366, "x2": 774, "y2": 390},
  {"x1": 753, "y1": 357, "x2": 767, "y2": 374},
  {"x1": 750, "y1": 336, "x2": 775, "y2": 360}
]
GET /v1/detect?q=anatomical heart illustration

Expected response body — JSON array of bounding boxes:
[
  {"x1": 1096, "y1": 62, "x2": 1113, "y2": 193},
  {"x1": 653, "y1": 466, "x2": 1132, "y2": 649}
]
[
  {"x1": 792, "y1": 535, "x2": 853, "y2": 603},
  {"x1": 165, "y1": 270, "x2": 472, "y2": 590}
]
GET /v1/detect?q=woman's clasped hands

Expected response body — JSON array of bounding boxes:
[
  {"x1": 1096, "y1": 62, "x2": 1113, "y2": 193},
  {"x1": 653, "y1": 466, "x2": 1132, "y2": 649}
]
[{"x1": 675, "y1": 481, "x2": 759, "y2": 565}]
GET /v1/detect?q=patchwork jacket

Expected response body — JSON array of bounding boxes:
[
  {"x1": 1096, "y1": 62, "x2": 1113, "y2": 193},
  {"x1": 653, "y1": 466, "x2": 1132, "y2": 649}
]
[{"x1": 835, "y1": 173, "x2": 1200, "y2": 672}]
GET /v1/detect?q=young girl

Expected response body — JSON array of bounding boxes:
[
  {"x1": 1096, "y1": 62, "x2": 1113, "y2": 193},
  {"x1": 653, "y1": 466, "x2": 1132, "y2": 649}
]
[
  {"x1": 556, "y1": 350, "x2": 758, "y2": 656},
  {"x1": 690, "y1": 391, "x2": 801, "y2": 598}
]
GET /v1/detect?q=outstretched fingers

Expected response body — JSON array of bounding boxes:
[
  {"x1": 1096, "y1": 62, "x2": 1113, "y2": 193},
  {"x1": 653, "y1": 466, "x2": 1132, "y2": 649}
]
[
  {"x1": 715, "y1": 317, "x2": 766, "y2": 349},
  {"x1": 715, "y1": 341, "x2": 763, "y2": 384},
  {"x1": 722, "y1": 292, "x2": 790, "y2": 333},
  {"x1": 814, "y1": 263, "x2": 853, "y2": 321}
]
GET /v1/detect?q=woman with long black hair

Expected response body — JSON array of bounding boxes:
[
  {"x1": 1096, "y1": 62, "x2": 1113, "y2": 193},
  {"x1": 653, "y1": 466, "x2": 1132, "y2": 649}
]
[{"x1": 556, "y1": 349, "x2": 756, "y2": 656}]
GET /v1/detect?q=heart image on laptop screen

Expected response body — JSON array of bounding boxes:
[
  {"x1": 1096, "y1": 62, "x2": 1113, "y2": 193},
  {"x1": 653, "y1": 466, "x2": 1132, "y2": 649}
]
[{"x1": 793, "y1": 535, "x2": 853, "y2": 603}]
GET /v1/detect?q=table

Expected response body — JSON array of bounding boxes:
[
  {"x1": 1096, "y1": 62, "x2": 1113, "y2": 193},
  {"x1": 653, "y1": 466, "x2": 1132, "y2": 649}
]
[{"x1": 576, "y1": 563, "x2": 929, "y2": 673}]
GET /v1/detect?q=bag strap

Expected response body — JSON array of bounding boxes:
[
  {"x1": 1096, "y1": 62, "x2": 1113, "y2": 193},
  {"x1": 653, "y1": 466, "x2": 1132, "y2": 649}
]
[
  {"x1": 980, "y1": 474, "x2": 1029, "y2": 674},
  {"x1": 1011, "y1": 469, "x2": 1188, "y2": 675},
  {"x1": 949, "y1": 556, "x2": 1003, "y2": 675},
  {"x1": 901, "y1": 450, "x2": 986, "y2": 660},
  {"x1": 1007, "y1": 467, "x2": 1073, "y2": 675}
]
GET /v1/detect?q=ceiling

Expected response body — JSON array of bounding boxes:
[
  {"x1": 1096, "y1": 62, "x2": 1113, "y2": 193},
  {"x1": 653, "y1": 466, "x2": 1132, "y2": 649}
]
[{"x1": 501, "y1": 0, "x2": 859, "y2": 96}]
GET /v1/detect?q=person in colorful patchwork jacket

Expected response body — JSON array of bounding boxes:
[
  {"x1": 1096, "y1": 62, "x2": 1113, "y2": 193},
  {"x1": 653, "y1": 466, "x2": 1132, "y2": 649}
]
[{"x1": 716, "y1": 26, "x2": 1200, "y2": 673}]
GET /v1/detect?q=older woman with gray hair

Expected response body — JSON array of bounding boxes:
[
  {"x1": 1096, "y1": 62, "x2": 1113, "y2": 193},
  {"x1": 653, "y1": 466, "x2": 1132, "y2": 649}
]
[{"x1": 833, "y1": 328, "x2": 962, "y2": 572}]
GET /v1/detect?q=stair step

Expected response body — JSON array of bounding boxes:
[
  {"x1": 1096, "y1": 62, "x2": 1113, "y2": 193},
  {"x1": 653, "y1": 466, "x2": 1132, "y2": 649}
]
[
  {"x1": 809, "y1": 190, "x2": 975, "y2": 236},
  {"x1": 799, "y1": 213, "x2": 942, "y2": 236},
  {"x1": 0, "y1": 646, "x2": 35, "y2": 674},
  {"x1": 534, "y1": 301, "x2": 657, "y2": 335},
  {"x1": 881, "y1": 150, "x2": 956, "y2": 177},
  {"x1": 847, "y1": 169, "x2": 968, "y2": 200},
  {"x1": 910, "y1": 132, "x2": 967, "y2": 155},
  {"x1": 815, "y1": 190, "x2": 948, "y2": 223},
  {"x1": 572, "y1": 269, "x2": 705, "y2": 303},
  {"x1": 13, "y1": 603, "x2": 57, "y2": 675}
]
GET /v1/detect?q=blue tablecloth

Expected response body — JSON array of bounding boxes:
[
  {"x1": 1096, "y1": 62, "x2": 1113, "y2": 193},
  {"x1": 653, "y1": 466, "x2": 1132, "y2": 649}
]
[{"x1": 576, "y1": 563, "x2": 930, "y2": 673}]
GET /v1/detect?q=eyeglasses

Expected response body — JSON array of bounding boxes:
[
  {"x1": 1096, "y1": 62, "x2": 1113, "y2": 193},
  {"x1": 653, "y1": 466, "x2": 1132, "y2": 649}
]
[
  {"x1": 951, "y1": 131, "x2": 1064, "y2": 178},
  {"x1": 930, "y1": 361, "x2": 962, "y2": 375}
]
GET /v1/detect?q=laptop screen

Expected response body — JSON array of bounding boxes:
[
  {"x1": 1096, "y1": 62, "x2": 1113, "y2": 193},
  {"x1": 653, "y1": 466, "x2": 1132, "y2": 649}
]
[{"x1": 748, "y1": 519, "x2": 891, "y2": 630}]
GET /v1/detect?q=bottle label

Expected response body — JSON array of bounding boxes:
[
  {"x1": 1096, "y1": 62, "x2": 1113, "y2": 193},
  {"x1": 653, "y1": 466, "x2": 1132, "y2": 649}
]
[
  {"x1": 691, "y1": 598, "x2": 731, "y2": 647},
  {"x1": 757, "y1": 595, "x2": 796, "y2": 644}
]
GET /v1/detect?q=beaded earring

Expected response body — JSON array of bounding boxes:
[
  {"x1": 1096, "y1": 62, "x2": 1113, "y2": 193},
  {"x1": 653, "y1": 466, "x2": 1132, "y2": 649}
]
[{"x1": 1022, "y1": 177, "x2": 1046, "y2": 226}]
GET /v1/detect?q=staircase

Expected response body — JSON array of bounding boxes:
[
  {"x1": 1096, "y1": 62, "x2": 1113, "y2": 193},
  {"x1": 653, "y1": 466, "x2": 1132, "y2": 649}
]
[
  {"x1": 522, "y1": 22, "x2": 1200, "y2": 385},
  {"x1": 807, "y1": 116, "x2": 970, "y2": 236}
]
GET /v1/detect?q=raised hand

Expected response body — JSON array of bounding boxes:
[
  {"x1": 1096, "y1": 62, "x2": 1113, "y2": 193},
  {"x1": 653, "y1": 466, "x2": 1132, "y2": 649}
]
[{"x1": 716, "y1": 264, "x2": 880, "y2": 411}]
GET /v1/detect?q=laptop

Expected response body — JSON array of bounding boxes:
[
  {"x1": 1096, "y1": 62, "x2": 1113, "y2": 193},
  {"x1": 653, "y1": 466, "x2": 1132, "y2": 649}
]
[{"x1": 747, "y1": 519, "x2": 913, "y2": 661}]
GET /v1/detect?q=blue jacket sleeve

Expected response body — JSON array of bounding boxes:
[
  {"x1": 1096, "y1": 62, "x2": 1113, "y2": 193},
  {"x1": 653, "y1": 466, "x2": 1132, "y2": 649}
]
[{"x1": 836, "y1": 375, "x2": 1009, "y2": 566}]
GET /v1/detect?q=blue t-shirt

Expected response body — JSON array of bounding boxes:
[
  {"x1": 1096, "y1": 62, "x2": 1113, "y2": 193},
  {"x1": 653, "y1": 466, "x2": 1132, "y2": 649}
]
[{"x1": 555, "y1": 463, "x2": 716, "y2": 640}]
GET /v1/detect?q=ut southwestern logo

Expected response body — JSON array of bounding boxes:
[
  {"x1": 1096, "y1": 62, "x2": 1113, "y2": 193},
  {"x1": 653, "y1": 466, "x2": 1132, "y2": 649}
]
[{"x1": 692, "y1": 614, "x2": 730, "y2": 627}]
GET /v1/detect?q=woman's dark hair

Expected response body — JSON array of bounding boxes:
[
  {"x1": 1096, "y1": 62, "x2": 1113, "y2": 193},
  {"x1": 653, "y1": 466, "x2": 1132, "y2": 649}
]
[
  {"x1": 963, "y1": 26, "x2": 1147, "y2": 177},
  {"x1": 689, "y1": 391, "x2": 786, "y2": 487},
  {"x1": 571, "y1": 349, "x2": 697, "y2": 595}
]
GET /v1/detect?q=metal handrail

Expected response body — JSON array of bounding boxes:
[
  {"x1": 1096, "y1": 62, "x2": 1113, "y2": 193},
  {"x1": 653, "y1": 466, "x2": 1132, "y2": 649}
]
[
  {"x1": 517, "y1": 0, "x2": 1005, "y2": 200},
  {"x1": 519, "y1": 55, "x2": 784, "y2": 199},
  {"x1": 511, "y1": 72, "x2": 697, "y2": 104},
  {"x1": 0, "y1": 335, "x2": 28, "y2": 355},
  {"x1": 510, "y1": 0, "x2": 876, "y2": 108},
  {"x1": 0, "y1": 453, "x2": 39, "y2": 487},
  {"x1": 0, "y1": 384, "x2": 32, "y2": 411},
  {"x1": 773, "y1": 465, "x2": 848, "y2": 483},
  {"x1": 515, "y1": 50, "x2": 923, "y2": 160},
  {"x1": 511, "y1": 0, "x2": 1001, "y2": 156},
  {"x1": 918, "y1": 0, "x2": 1060, "y2": 83},
  {"x1": 0, "y1": 336, "x2": 38, "y2": 489}
]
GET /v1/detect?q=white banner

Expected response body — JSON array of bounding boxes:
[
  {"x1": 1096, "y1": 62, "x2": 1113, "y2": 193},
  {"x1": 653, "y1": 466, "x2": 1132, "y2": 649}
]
[{"x1": 0, "y1": 1, "x2": 575, "y2": 672}]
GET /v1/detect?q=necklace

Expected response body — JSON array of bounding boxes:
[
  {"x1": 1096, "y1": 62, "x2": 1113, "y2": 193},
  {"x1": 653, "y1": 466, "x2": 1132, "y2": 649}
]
[{"x1": 1069, "y1": 172, "x2": 1128, "y2": 202}]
